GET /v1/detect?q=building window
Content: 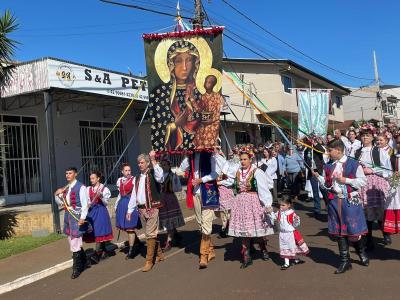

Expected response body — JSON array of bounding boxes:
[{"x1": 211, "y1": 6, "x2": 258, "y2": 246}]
[
  {"x1": 282, "y1": 75, "x2": 293, "y2": 93},
  {"x1": 235, "y1": 131, "x2": 250, "y2": 144},
  {"x1": 79, "y1": 121, "x2": 126, "y2": 187},
  {"x1": 335, "y1": 96, "x2": 342, "y2": 108},
  {"x1": 0, "y1": 115, "x2": 41, "y2": 197}
]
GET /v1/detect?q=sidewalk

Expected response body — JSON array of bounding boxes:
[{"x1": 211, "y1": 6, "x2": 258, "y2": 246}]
[{"x1": 0, "y1": 196, "x2": 194, "y2": 291}]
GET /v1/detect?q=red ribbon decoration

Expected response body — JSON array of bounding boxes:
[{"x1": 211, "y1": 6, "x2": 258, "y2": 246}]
[{"x1": 143, "y1": 26, "x2": 224, "y2": 40}]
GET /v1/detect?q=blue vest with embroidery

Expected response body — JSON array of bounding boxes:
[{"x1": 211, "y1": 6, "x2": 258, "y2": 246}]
[{"x1": 324, "y1": 158, "x2": 359, "y2": 199}]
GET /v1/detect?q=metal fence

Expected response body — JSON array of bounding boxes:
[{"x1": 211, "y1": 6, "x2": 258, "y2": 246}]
[
  {"x1": 79, "y1": 121, "x2": 126, "y2": 188},
  {"x1": 0, "y1": 115, "x2": 41, "y2": 197}
]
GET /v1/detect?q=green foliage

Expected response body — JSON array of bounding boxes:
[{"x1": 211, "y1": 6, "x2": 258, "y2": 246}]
[
  {"x1": 0, "y1": 10, "x2": 19, "y2": 79},
  {"x1": 0, "y1": 233, "x2": 64, "y2": 260}
]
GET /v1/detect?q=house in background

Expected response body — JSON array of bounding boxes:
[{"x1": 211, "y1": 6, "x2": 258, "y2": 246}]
[
  {"x1": 221, "y1": 58, "x2": 350, "y2": 144},
  {"x1": 343, "y1": 86, "x2": 400, "y2": 126}
]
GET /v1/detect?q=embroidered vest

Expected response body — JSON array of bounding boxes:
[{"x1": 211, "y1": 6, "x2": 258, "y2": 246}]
[
  {"x1": 324, "y1": 158, "x2": 359, "y2": 200},
  {"x1": 119, "y1": 177, "x2": 134, "y2": 197},
  {"x1": 277, "y1": 211, "x2": 295, "y2": 224},
  {"x1": 63, "y1": 181, "x2": 83, "y2": 209},
  {"x1": 354, "y1": 146, "x2": 381, "y2": 167},
  {"x1": 89, "y1": 185, "x2": 105, "y2": 205},
  {"x1": 233, "y1": 169, "x2": 258, "y2": 195},
  {"x1": 135, "y1": 169, "x2": 161, "y2": 209}
]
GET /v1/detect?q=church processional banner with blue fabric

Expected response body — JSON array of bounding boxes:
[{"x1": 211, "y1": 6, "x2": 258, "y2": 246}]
[
  {"x1": 143, "y1": 27, "x2": 224, "y2": 154},
  {"x1": 297, "y1": 90, "x2": 330, "y2": 139}
]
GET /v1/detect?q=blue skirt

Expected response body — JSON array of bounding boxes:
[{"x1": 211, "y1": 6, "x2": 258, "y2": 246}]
[
  {"x1": 115, "y1": 195, "x2": 141, "y2": 231},
  {"x1": 86, "y1": 204, "x2": 113, "y2": 242},
  {"x1": 328, "y1": 197, "x2": 368, "y2": 237}
]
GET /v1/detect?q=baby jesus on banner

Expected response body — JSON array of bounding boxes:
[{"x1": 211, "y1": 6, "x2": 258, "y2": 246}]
[{"x1": 186, "y1": 74, "x2": 223, "y2": 150}]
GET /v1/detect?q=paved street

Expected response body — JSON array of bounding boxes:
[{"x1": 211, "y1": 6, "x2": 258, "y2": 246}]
[{"x1": 2, "y1": 200, "x2": 400, "y2": 300}]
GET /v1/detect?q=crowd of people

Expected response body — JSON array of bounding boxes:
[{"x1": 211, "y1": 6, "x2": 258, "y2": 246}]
[{"x1": 54, "y1": 122, "x2": 400, "y2": 279}]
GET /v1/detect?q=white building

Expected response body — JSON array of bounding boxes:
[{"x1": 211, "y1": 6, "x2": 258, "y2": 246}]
[{"x1": 343, "y1": 86, "x2": 400, "y2": 125}]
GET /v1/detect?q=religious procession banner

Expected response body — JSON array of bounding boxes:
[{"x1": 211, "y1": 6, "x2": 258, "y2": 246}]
[
  {"x1": 143, "y1": 27, "x2": 224, "y2": 153},
  {"x1": 297, "y1": 90, "x2": 330, "y2": 139}
]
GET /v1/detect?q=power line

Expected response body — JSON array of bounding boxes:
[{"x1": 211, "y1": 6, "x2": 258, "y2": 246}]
[
  {"x1": 220, "y1": 0, "x2": 374, "y2": 82},
  {"x1": 100, "y1": 0, "x2": 192, "y2": 20}
]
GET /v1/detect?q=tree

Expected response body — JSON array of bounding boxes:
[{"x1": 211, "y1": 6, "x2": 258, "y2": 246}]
[{"x1": 0, "y1": 10, "x2": 19, "y2": 80}]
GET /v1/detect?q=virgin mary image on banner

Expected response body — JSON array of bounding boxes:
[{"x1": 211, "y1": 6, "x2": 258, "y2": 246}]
[{"x1": 143, "y1": 27, "x2": 224, "y2": 153}]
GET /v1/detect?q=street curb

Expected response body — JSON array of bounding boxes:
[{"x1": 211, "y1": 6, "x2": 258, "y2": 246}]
[{"x1": 0, "y1": 215, "x2": 196, "y2": 295}]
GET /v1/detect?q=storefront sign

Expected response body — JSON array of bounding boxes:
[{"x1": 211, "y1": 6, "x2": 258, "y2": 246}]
[{"x1": 1, "y1": 58, "x2": 148, "y2": 101}]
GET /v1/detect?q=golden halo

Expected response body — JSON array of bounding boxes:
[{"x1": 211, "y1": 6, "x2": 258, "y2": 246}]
[
  {"x1": 195, "y1": 68, "x2": 222, "y2": 95},
  {"x1": 154, "y1": 36, "x2": 213, "y2": 83}
]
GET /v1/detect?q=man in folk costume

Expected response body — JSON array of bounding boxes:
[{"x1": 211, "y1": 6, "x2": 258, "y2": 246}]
[
  {"x1": 178, "y1": 151, "x2": 219, "y2": 269},
  {"x1": 127, "y1": 152, "x2": 165, "y2": 272},
  {"x1": 314, "y1": 139, "x2": 369, "y2": 274},
  {"x1": 54, "y1": 167, "x2": 89, "y2": 279},
  {"x1": 354, "y1": 124, "x2": 392, "y2": 250}
]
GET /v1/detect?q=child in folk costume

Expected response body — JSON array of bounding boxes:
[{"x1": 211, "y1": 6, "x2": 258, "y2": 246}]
[
  {"x1": 355, "y1": 126, "x2": 392, "y2": 249},
  {"x1": 383, "y1": 134, "x2": 400, "y2": 237},
  {"x1": 158, "y1": 157, "x2": 185, "y2": 252},
  {"x1": 54, "y1": 167, "x2": 89, "y2": 279},
  {"x1": 85, "y1": 171, "x2": 116, "y2": 263},
  {"x1": 269, "y1": 197, "x2": 309, "y2": 270},
  {"x1": 115, "y1": 163, "x2": 142, "y2": 259},
  {"x1": 225, "y1": 146, "x2": 274, "y2": 269},
  {"x1": 127, "y1": 152, "x2": 165, "y2": 272},
  {"x1": 314, "y1": 139, "x2": 369, "y2": 274}
]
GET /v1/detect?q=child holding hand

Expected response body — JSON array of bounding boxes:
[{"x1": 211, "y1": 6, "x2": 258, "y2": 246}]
[{"x1": 269, "y1": 197, "x2": 309, "y2": 270}]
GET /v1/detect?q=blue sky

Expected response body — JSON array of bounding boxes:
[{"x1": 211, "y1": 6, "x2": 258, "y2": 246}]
[{"x1": 1, "y1": 0, "x2": 399, "y2": 87}]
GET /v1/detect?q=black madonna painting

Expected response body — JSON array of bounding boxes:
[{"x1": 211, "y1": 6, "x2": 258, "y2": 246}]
[{"x1": 143, "y1": 27, "x2": 224, "y2": 153}]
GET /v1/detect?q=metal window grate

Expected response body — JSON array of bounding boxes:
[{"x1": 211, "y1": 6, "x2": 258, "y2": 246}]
[
  {"x1": 79, "y1": 121, "x2": 126, "y2": 187},
  {"x1": 0, "y1": 115, "x2": 41, "y2": 197}
]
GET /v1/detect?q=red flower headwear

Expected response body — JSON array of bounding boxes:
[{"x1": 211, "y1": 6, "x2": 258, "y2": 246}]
[
  {"x1": 359, "y1": 123, "x2": 376, "y2": 135},
  {"x1": 238, "y1": 144, "x2": 255, "y2": 159}
]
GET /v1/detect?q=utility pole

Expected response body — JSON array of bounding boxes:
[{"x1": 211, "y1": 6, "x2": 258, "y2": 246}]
[
  {"x1": 193, "y1": 0, "x2": 204, "y2": 29},
  {"x1": 373, "y1": 50, "x2": 384, "y2": 125}
]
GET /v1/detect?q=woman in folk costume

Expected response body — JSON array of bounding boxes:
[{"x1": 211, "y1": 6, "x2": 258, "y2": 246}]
[
  {"x1": 257, "y1": 147, "x2": 278, "y2": 201},
  {"x1": 314, "y1": 139, "x2": 369, "y2": 274},
  {"x1": 158, "y1": 157, "x2": 185, "y2": 252},
  {"x1": 115, "y1": 163, "x2": 142, "y2": 259},
  {"x1": 215, "y1": 148, "x2": 236, "y2": 238},
  {"x1": 54, "y1": 167, "x2": 89, "y2": 279},
  {"x1": 226, "y1": 145, "x2": 274, "y2": 269},
  {"x1": 85, "y1": 171, "x2": 116, "y2": 263},
  {"x1": 376, "y1": 131, "x2": 394, "y2": 156},
  {"x1": 354, "y1": 125, "x2": 392, "y2": 250},
  {"x1": 383, "y1": 134, "x2": 400, "y2": 238},
  {"x1": 269, "y1": 197, "x2": 309, "y2": 270}
]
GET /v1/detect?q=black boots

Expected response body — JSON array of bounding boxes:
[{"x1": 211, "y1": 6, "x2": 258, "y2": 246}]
[
  {"x1": 258, "y1": 239, "x2": 270, "y2": 261},
  {"x1": 354, "y1": 236, "x2": 369, "y2": 266},
  {"x1": 383, "y1": 232, "x2": 392, "y2": 245},
  {"x1": 71, "y1": 251, "x2": 81, "y2": 279},
  {"x1": 126, "y1": 236, "x2": 143, "y2": 259},
  {"x1": 366, "y1": 221, "x2": 375, "y2": 251},
  {"x1": 335, "y1": 237, "x2": 352, "y2": 274}
]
